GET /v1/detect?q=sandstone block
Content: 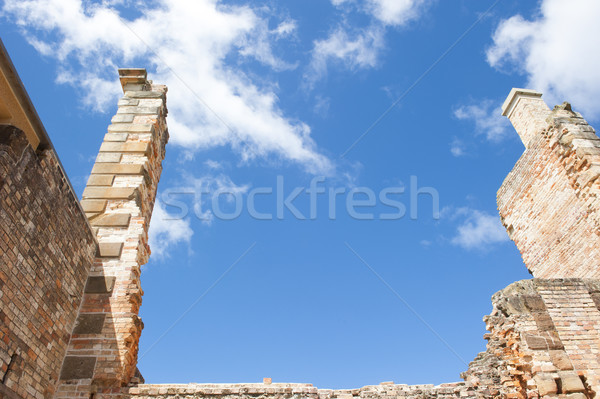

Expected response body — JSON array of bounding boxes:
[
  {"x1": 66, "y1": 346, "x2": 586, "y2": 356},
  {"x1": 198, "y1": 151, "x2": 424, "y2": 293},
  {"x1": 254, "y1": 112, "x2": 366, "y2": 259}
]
[
  {"x1": 104, "y1": 133, "x2": 128, "y2": 142},
  {"x1": 549, "y1": 350, "x2": 574, "y2": 370},
  {"x1": 59, "y1": 357, "x2": 96, "y2": 380},
  {"x1": 117, "y1": 98, "x2": 139, "y2": 106},
  {"x1": 525, "y1": 334, "x2": 548, "y2": 350},
  {"x1": 107, "y1": 123, "x2": 154, "y2": 133},
  {"x1": 73, "y1": 314, "x2": 106, "y2": 334},
  {"x1": 116, "y1": 106, "x2": 159, "y2": 115},
  {"x1": 82, "y1": 186, "x2": 137, "y2": 199},
  {"x1": 566, "y1": 393, "x2": 588, "y2": 399},
  {"x1": 80, "y1": 199, "x2": 107, "y2": 213},
  {"x1": 533, "y1": 374, "x2": 557, "y2": 396},
  {"x1": 97, "y1": 242, "x2": 123, "y2": 258},
  {"x1": 558, "y1": 371, "x2": 585, "y2": 393},
  {"x1": 86, "y1": 175, "x2": 114, "y2": 187},
  {"x1": 91, "y1": 163, "x2": 145, "y2": 175},
  {"x1": 90, "y1": 213, "x2": 131, "y2": 227},
  {"x1": 111, "y1": 114, "x2": 135, "y2": 123},
  {"x1": 124, "y1": 90, "x2": 164, "y2": 98},
  {"x1": 85, "y1": 276, "x2": 116, "y2": 293},
  {"x1": 99, "y1": 142, "x2": 150, "y2": 153},
  {"x1": 96, "y1": 152, "x2": 122, "y2": 163}
]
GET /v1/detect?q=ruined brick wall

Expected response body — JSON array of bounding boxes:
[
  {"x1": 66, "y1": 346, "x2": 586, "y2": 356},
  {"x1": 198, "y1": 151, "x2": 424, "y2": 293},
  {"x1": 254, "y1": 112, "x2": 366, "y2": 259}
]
[
  {"x1": 0, "y1": 125, "x2": 97, "y2": 399},
  {"x1": 498, "y1": 91, "x2": 600, "y2": 278},
  {"x1": 54, "y1": 69, "x2": 169, "y2": 398},
  {"x1": 463, "y1": 279, "x2": 598, "y2": 399}
]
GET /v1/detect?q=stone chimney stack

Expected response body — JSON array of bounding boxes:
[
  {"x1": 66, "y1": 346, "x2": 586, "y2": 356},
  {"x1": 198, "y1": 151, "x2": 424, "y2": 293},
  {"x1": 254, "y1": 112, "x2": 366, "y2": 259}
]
[
  {"x1": 55, "y1": 68, "x2": 169, "y2": 397},
  {"x1": 501, "y1": 88, "x2": 551, "y2": 148}
]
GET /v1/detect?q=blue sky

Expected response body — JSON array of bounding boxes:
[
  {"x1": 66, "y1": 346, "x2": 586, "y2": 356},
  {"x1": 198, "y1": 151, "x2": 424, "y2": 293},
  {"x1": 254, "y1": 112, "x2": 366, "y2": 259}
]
[{"x1": 3, "y1": 0, "x2": 600, "y2": 389}]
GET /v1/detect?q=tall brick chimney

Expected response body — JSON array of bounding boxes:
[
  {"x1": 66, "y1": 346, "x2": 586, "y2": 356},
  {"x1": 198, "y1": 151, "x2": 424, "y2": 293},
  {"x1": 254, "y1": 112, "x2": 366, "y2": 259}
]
[
  {"x1": 498, "y1": 88, "x2": 600, "y2": 278},
  {"x1": 55, "y1": 69, "x2": 169, "y2": 397}
]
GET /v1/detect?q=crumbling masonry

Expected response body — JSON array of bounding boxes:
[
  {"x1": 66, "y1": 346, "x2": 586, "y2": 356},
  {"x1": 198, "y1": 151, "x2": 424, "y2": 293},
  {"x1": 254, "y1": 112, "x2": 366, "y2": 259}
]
[{"x1": 1, "y1": 41, "x2": 600, "y2": 398}]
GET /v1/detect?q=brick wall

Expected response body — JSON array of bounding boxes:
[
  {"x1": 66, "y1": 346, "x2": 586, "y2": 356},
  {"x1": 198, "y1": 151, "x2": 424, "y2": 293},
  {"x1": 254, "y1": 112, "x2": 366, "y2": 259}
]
[{"x1": 0, "y1": 125, "x2": 97, "y2": 399}]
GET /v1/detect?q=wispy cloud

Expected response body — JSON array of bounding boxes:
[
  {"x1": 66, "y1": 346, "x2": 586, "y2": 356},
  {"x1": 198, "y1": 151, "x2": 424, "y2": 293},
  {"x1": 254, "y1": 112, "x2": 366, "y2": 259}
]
[
  {"x1": 305, "y1": 25, "x2": 384, "y2": 88},
  {"x1": 149, "y1": 200, "x2": 193, "y2": 259},
  {"x1": 305, "y1": 0, "x2": 432, "y2": 86},
  {"x1": 450, "y1": 208, "x2": 509, "y2": 250},
  {"x1": 449, "y1": 137, "x2": 466, "y2": 157},
  {"x1": 2, "y1": 0, "x2": 333, "y2": 174},
  {"x1": 454, "y1": 100, "x2": 510, "y2": 142},
  {"x1": 486, "y1": 0, "x2": 600, "y2": 119},
  {"x1": 163, "y1": 173, "x2": 251, "y2": 226}
]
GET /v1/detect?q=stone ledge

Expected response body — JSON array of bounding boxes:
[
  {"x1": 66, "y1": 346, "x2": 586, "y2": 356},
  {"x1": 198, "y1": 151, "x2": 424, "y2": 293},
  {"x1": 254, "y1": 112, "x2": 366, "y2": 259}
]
[
  {"x1": 72, "y1": 313, "x2": 106, "y2": 334},
  {"x1": 107, "y1": 123, "x2": 154, "y2": 133},
  {"x1": 59, "y1": 356, "x2": 96, "y2": 380},
  {"x1": 91, "y1": 163, "x2": 145, "y2": 175},
  {"x1": 97, "y1": 242, "x2": 123, "y2": 258},
  {"x1": 99, "y1": 141, "x2": 150, "y2": 153},
  {"x1": 84, "y1": 275, "x2": 116, "y2": 293},
  {"x1": 90, "y1": 213, "x2": 131, "y2": 227},
  {"x1": 80, "y1": 199, "x2": 107, "y2": 213},
  {"x1": 86, "y1": 175, "x2": 114, "y2": 187},
  {"x1": 104, "y1": 133, "x2": 129, "y2": 142},
  {"x1": 82, "y1": 186, "x2": 137, "y2": 199},
  {"x1": 116, "y1": 106, "x2": 160, "y2": 115}
]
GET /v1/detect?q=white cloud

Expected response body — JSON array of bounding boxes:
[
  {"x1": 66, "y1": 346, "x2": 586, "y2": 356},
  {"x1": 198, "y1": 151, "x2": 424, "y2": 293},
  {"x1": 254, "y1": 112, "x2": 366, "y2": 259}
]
[
  {"x1": 451, "y1": 209, "x2": 509, "y2": 250},
  {"x1": 454, "y1": 100, "x2": 510, "y2": 142},
  {"x1": 449, "y1": 137, "x2": 465, "y2": 157},
  {"x1": 2, "y1": 0, "x2": 333, "y2": 174},
  {"x1": 367, "y1": 0, "x2": 429, "y2": 26},
  {"x1": 149, "y1": 200, "x2": 193, "y2": 259},
  {"x1": 487, "y1": 0, "x2": 600, "y2": 119},
  {"x1": 306, "y1": 26, "x2": 384, "y2": 88},
  {"x1": 306, "y1": 0, "x2": 431, "y2": 86},
  {"x1": 330, "y1": 0, "x2": 429, "y2": 26},
  {"x1": 237, "y1": 18, "x2": 298, "y2": 72},
  {"x1": 204, "y1": 160, "x2": 223, "y2": 170},
  {"x1": 313, "y1": 95, "x2": 331, "y2": 117}
]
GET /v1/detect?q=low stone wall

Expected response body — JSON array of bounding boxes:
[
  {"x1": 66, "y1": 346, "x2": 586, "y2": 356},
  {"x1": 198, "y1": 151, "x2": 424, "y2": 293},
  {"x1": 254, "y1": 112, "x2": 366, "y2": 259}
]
[{"x1": 125, "y1": 382, "x2": 477, "y2": 399}]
